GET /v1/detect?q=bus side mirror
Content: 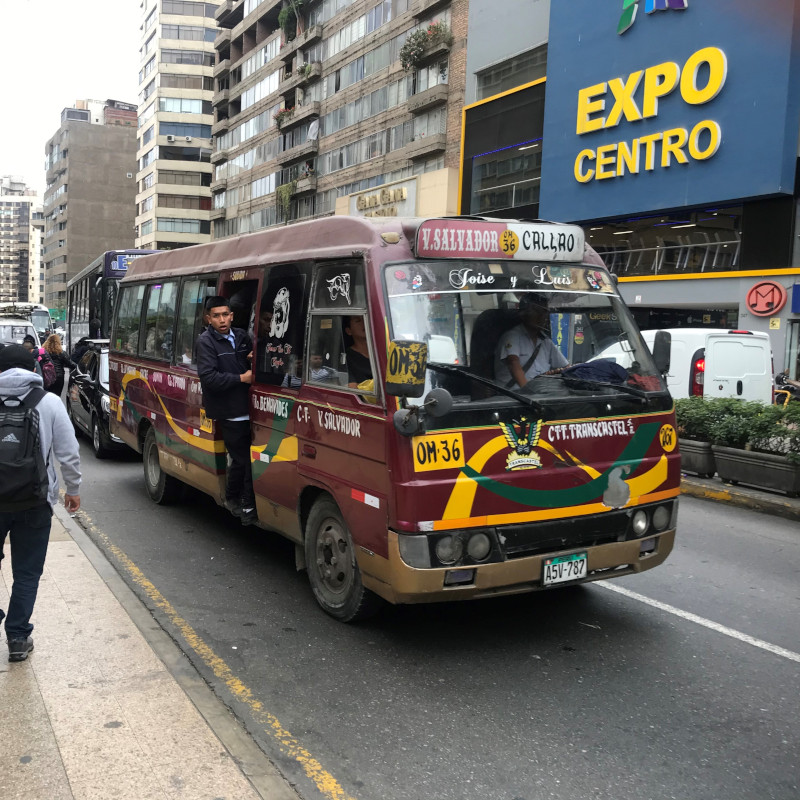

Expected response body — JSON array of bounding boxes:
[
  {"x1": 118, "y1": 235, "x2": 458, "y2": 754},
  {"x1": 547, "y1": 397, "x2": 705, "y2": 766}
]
[
  {"x1": 652, "y1": 330, "x2": 671, "y2": 375},
  {"x1": 385, "y1": 340, "x2": 427, "y2": 398}
]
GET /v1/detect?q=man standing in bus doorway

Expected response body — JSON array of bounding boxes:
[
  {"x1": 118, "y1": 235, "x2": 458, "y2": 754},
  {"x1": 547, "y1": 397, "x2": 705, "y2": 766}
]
[{"x1": 196, "y1": 296, "x2": 256, "y2": 526}]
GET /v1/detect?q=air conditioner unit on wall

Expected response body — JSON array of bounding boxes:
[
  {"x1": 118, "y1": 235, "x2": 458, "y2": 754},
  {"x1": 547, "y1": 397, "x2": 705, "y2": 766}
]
[
  {"x1": 166, "y1": 135, "x2": 176, "y2": 142},
  {"x1": 185, "y1": 136, "x2": 192, "y2": 142}
]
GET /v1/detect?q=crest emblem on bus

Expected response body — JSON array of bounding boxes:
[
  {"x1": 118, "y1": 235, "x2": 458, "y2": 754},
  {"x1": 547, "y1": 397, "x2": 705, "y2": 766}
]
[
  {"x1": 269, "y1": 287, "x2": 291, "y2": 339},
  {"x1": 327, "y1": 273, "x2": 351, "y2": 305},
  {"x1": 499, "y1": 417, "x2": 543, "y2": 471},
  {"x1": 618, "y1": 0, "x2": 688, "y2": 36}
]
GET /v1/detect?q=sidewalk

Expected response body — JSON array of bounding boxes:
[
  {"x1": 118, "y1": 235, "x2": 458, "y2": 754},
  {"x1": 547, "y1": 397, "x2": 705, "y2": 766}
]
[
  {"x1": 681, "y1": 474, "x2": 800, "y2": 522},
  {"x1": 0, "y1": 506, "x2": 297, "y2": 800}
]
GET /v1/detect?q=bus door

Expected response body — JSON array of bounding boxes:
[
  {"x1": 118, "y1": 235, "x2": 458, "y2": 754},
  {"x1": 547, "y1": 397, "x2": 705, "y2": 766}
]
[
  {"x1": 294, "y1": 260, "x2": 391, "y2": 561},
  {"x1": 170, "y1": 276, "x2": 222, "y2": 498}
]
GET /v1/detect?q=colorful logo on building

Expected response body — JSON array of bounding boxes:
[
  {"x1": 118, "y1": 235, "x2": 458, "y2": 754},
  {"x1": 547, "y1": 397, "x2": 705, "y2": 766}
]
[{"x1": 618, "y1": 0, "x2": 688, "y2": 36}]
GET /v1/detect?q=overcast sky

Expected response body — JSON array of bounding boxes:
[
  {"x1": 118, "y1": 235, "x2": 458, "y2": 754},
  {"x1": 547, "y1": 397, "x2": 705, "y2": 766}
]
[{"x1": 1, "y1": 0, "x2": 141, "y2": 198}]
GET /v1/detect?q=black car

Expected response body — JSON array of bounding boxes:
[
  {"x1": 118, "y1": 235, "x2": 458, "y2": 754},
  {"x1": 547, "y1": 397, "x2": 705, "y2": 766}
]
[{"x1": 67, "y1": 340, "x2": 126, "y2": 458}]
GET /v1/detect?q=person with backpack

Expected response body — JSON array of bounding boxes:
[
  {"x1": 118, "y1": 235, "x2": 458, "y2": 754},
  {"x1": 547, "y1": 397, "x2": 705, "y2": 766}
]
[
  {"x1": 42, "y1": 334, "x2": 76, "y2": 397},
  {"x1": 0, "y1": 345, "x2": 81, "y2": 663},
  {"x1": 22, "y1": 335, "x2": 57, "y2": 391}
]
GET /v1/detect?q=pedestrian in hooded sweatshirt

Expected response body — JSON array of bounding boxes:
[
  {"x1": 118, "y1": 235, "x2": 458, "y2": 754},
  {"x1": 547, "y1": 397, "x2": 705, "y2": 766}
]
[{"x1": 0, "y1": 344, "x2": 81, "y2": 663}]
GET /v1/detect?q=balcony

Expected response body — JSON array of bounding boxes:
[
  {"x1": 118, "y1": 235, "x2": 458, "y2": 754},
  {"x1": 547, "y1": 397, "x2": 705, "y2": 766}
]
[
  {"x1": 277, "y1": 138, "x2": 319, "y2": 165},
  {"x1": 210, "y1": 148, "x2": 229, "y2": 165},
  {"x1": 279, "y1": 24, "x2": 324, "y2": 61},
  {"x1": 214, "y1": 28, "x2": 231, "y2": 50},
  {"x1": 213, "y1": 58, "x2": 231, "y2": 79},
  {"x1": 412, "y1": 0, "x2": 451, "y2": 18},
  {"x1": 417, "y1": 39, "x2": 451, "y2": 65},
  {"x1": 211, "y1": 118, "x2": 230, "y2": 136},
  {"x1": 215, "y1": 0, "x2": 244, "y2": 29},
  {"x1": 210, "y1": 207, "x2": 226, "y2": 221},
  {"x1": 215, "y1": 87, "x2": 230, "y2": 105},
  {"x1": 276, "y1": 101, "x2": 321, "y2": 131},
  {"x1": 211, "y1": 177, "x2": 228, "y2": 192},
  {"x1": 404, "y1": 132, "x2": 447, "y2": 160},
  {"x1": 407, "y1": 83, "x2": 449, "y2": 114},
  {"x1": 279, "y1": 62, "x2": 322, "y2": 94},
  {"x1": 294, "y1": 175, "x2": 317, "y2": 194}
]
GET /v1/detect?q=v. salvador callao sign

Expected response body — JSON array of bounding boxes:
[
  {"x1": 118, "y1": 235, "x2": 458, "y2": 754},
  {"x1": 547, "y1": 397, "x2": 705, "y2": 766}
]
[{"x1": 539, "y1": 0, "x2": 800, "y2": 223}]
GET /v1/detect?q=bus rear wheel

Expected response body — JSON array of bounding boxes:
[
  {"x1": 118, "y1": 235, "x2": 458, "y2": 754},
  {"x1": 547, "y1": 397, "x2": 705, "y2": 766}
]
[
  {"x1": 305, "y1": 497, "x2": 382, "y2": 623},
  {"x1": 143, "y1": 426, "x2": 181, "y2": 504}
]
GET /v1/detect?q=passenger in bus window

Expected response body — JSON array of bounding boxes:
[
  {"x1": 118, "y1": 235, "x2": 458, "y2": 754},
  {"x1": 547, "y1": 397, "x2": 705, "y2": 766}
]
[
  {"x1": 309, "y1": 349, "x2": 336, "y2": 382},
  {"x1": 196, "y1": 296, "x2": 256, "y2": 526},
  {"x1": 345, "y1": 316, "x2": 372, "y2": 388},
  {"x1": 494, "y1": 294, "x2": 568, "y2": 389}
]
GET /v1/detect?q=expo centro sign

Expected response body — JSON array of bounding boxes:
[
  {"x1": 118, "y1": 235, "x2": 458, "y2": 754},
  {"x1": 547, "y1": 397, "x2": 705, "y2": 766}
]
[{"x1": 573, "y1": 46, "x2": 727, "y2": 185}]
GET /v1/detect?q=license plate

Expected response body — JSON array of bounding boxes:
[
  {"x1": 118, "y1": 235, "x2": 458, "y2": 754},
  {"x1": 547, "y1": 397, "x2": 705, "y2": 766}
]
[{"x1": 543, "y1": 552, "x2": 588, "y2": 586}]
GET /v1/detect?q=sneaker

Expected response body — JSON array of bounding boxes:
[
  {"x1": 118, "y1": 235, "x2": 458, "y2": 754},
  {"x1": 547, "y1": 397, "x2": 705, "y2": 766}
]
[
  {"x1": 240, "y1": 506, "x2": 258, "y2": 526},
  {"x1": 8, "y1": 637, "x2": 34, "y2": 663},
  {"x1": 223, "y1": 498, "x2": 243, "y2": 518}
]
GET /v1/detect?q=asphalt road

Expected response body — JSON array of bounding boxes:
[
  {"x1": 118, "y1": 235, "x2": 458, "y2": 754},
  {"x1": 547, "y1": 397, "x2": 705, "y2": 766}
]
[{"x1": 73, "y1": 440, "x2": 800, "y2": 800}]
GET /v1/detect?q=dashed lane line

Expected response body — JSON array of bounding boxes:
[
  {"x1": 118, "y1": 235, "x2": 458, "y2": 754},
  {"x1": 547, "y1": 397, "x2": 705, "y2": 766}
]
[{"x1": 599, "y1": 582, "x2": 800, "y2": 663}]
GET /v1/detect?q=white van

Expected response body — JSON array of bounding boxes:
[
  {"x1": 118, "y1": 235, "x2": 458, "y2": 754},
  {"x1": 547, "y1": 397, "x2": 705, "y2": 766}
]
[{"x1": 641, "y1": 328, "x2": 773, "y2": 403}]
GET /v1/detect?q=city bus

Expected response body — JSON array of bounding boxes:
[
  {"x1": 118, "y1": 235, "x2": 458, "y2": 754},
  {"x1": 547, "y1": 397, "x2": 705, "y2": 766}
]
[
  {"x1": 66, "y1": 249, "x2": 158, "y2": 351},
  {"x1": 109, "y1": 216, "x2": 680, "y2": 621}
]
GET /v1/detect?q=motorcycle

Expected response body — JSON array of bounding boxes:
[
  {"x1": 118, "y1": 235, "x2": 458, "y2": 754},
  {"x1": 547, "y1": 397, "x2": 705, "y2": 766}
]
[{"x1": 774, "y1": 371, "x2": 800, "y2": 406}]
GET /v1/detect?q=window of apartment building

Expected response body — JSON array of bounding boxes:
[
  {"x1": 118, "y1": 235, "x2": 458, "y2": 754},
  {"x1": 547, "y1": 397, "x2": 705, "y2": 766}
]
[
  {"x1": 158, "y1": 195, "x2": 212, "y2": 210},
  {"x1": 142, "y1": 126, "x2": 156, "y2": 147},
  {"x1": 143, "y1": 6, "x2": 157, "y2": 32},
  {"x1": 158, "y1": 97, "x2": 212, "y2": 115},
  {"x1": 140, "y1": 196, "x2": 155, "y2": 214},
  {"x1": 476, "y1": 45, "x2": 548, "y2": 101},
  {"x1": 160, "y1": 73, "x2": 214, "y2": 91},
  {"x1": 160, "y1": 122, "x2": 212, "y2": 138},
  {"x1": 140, "y1": 220, "x2": 154, "y2": 237},
  {"x1": 157, "y1": 217, "x2": 210, "y2": 234},
  {"x1": 159, "y1": 170, "x2": 210, "y2": 187},
  {"x1": 241, "y1": 36, "x2": 281, "y2": 80},
  {"x1": 241, "y1": 69, "x2": 281, "y2": 112},
  {"x1": 161, "y1": 49, "x2": 214, "y2": 67},
  {"x1": 415, "y1": 59, "x2": 448, "y2": 93},
  {"x1": 161, "y1": 24, "x2": 216, "y2": 42},
  {"x1": 142, "y1": 172, "x2": 156, "y2": 191},
  {"x1": 139, "y1": 101, "x2": 155, "y2": 128},
  {"x1": 140, "y1": 147, "x2": 159, "y2": 170},
  {"x1": 139, "y1": 55, "x2": 156, "y2": 84},
  {"x1": 162, "y1": 1, "x2": 217, "y2": 17},
  {"x1": 140, "y1": 78, "x2": 156, "y2": 104}
]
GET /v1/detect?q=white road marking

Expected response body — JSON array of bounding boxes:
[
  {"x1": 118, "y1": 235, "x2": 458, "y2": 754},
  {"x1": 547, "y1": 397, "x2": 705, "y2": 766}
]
[{"x1": 598, "y1": 582, "x2": 800, "y2": 664}]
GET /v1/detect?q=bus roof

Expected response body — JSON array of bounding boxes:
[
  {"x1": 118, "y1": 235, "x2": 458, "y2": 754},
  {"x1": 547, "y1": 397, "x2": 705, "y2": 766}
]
[
  {"x1": 121, "y1": 216, "x2": 604, "y2": 282},
  {"x1": 68, "y1": 249, "x2": 160, "y2": 288}
]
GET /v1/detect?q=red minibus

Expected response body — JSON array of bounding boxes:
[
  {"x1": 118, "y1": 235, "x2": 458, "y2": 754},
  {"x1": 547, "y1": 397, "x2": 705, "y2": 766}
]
[{"x1": 109, "y1": 216, "x2": 679, "y2": 620}]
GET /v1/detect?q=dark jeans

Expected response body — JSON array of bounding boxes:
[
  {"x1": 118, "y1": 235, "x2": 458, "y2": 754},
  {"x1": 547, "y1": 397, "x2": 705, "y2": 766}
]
[
  {"x1": 0, "y1": 503, "x2": 53, "y2": 640},
  {"x1": 218, "y1": 419, "x2": 254, "y2": 508}
]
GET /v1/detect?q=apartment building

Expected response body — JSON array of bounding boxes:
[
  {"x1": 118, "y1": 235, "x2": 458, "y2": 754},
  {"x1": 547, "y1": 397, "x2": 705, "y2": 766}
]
[
  {"x1": 211, "y1": 0, "x2": 467, "y2": 238},
  {"x1": 135, "y1": 0, "x2": 221, "y2": 250},
  {"x1": 42, "y1": 101, "x2": 138, "y2": 308},
  {"x1": 0, "y1": 177, "x2": 41, "y2": 304}
]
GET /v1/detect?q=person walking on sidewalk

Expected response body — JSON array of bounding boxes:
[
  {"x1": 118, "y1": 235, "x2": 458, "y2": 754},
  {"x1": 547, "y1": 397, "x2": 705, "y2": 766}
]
[
  {"x1": 0, "y1": 344, "x2": 81, "y2": 663},
  {"x1": 196, "y1": 296, "x2": 256, "y2": 526}
]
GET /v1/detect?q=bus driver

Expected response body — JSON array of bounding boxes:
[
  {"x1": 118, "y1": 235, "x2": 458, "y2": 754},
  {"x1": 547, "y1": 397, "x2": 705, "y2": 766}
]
[{"x1": 196, "y1": 296, "x2": 256, "y2": 525}]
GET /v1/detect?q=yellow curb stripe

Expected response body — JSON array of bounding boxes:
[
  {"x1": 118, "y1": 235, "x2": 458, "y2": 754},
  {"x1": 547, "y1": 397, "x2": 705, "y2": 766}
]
[{"x1": 79, "y1": 513, "x2": 357, "y2": 800}]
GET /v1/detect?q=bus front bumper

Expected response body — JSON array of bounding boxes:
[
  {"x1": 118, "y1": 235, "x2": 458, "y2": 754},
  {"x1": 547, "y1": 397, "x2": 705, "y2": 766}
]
[{"x1": 359, "y1": 529, "x2": 675, "y2": 605}]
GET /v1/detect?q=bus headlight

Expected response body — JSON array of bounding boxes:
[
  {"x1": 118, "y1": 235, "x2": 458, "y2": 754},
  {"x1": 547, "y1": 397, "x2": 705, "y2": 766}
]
[
  {"x1": 466, "y1": 532, "x2": 491, "y2": 561},
  {"x1": 631, "y1": 510, "x2": 649, "y2": 536},
  {"x1": 651, "y1": 505, "x2": 671, "y2": 531},
  {"x1": 101, "y1": 394, "x2": 110, "y2": 415},
  {"x1": 435, "y1": 535, "x2": 463, "y2": 565}
]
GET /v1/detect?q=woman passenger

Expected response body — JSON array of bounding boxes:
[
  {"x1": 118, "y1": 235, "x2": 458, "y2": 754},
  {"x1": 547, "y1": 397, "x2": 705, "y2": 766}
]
[{"x1": 43, "y1": 333, "x2": 76, "y2": 396}]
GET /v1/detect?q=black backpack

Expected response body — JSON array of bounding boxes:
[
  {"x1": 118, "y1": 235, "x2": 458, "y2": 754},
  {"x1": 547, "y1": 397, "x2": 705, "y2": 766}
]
[{"x1": 0, "y1": 388, "x2": 49, "y2": 510}]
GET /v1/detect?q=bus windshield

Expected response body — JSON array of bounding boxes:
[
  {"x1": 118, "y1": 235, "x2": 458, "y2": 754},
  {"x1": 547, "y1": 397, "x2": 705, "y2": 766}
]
[{"x1": 383, "y1": 261, "x2": 666, "y2": 402}]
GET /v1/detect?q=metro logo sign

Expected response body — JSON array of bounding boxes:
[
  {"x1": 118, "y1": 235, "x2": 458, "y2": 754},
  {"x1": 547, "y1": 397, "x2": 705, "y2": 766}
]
[
  {"x1": 415, "y1": 220, "x2": 584, "y2": 262},
  {"x1": 618, "y1": 0, "x2": 688, "y2": 36}
]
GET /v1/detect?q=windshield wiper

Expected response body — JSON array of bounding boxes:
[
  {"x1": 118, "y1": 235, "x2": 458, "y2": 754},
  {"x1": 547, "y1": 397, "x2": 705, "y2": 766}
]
[
  {"x1": 560, "y1": 376, "x2": 652, "y2": 403},
  {"x1": 426, "y1": 362, "x2": 544, "y2": 415}
]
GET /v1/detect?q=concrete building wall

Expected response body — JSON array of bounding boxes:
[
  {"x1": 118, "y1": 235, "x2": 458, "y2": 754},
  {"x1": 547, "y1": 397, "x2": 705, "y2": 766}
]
[
  {"x1": 464, "y1": 0, "x2": 548, "y2": 105},
  {"x1": 43, "y1": 118, "x2": 138, "y2": 308}
]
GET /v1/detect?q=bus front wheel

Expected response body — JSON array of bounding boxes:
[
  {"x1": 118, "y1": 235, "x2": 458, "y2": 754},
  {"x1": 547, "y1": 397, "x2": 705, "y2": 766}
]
[
  {"x1": 305, "y1": 497, "x2": 382, "y2": 623},
  {"x1": 143, "y1": 427, "x2": 181, "y2": 504}
]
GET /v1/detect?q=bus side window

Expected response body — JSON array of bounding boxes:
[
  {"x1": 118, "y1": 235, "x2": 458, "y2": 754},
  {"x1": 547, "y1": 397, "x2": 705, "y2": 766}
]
[
  {"x1": 141, "y1": 281, "x2": 178, "y2": 361},
  {"x1": 175, "y1": 278, "x2": 217, "y2": 365},
  {"x1": 114, "y1": 285, "x2": 146, "y2": 354},
  {"x1": 307, "y1": 318, "x2": 348, "y2": 387}
]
